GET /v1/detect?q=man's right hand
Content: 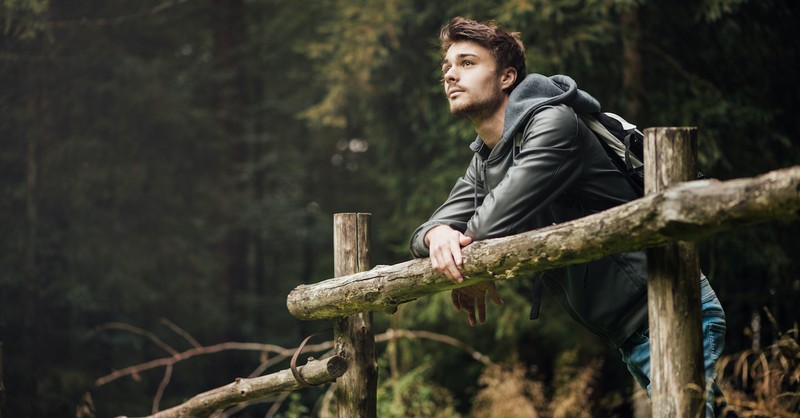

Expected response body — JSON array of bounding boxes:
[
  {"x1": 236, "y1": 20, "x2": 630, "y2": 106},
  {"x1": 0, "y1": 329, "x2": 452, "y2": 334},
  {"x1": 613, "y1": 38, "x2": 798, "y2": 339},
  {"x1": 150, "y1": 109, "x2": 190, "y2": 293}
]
[{"x1": 425, "y1": 225, "x2": 473, "y2": 283}]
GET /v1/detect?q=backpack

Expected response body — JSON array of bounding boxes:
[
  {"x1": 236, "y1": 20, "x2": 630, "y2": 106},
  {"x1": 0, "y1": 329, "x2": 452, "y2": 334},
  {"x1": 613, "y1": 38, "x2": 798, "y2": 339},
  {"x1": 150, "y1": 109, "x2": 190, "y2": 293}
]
[
  {"x1": 529, "y1": 112, "x2": 646, "y2": 321},
  {"x1": 578, "y1": 112, "x2": 645, "y2": 197}
]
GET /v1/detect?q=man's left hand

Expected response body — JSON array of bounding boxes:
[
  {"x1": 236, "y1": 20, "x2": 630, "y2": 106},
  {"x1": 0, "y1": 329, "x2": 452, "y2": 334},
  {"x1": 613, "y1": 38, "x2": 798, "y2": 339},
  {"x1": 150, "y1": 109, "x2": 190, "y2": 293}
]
[{"x1": 451, "y1": 282, "x2": 504, "y2": 326}]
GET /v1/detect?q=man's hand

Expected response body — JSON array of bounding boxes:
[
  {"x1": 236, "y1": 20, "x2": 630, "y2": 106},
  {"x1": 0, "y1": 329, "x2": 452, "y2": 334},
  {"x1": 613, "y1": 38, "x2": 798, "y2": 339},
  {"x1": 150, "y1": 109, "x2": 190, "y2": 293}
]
[
  {"x1": 425, "y1": 225, "x2": 472, "y2": 283},
  {"x1": 451, "y1": 282, "x2": 504, "y2": 327}
]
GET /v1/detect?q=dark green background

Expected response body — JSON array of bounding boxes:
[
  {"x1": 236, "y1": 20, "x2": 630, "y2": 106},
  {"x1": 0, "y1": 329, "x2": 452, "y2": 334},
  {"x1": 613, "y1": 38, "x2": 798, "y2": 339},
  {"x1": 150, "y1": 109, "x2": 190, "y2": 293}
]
[{"x1": 1, "y1": 0, "x2": 798, "y2": 416}]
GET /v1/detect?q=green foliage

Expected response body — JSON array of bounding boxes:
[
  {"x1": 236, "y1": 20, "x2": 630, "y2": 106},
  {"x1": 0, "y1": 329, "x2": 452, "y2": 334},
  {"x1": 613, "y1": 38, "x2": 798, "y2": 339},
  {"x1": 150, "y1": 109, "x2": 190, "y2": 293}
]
[
  {"x1": 0, "y1": 0, "x2": 798, "y2": 416},
  {"x1": 2, "y1": 0, "x2": 49, "y2": 39},
  {"x1": 376, "y1": 360, "x2": 463, "y2": 418},
  {"x1": 275, "y1": 393, "x2": 311, "y2": 418}
]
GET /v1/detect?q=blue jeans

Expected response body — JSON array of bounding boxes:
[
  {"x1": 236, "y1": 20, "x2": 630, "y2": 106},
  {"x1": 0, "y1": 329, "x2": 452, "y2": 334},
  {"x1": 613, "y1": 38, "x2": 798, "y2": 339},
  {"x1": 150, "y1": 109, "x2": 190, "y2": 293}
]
[{"x1": 619, "y1": 277, "x2": 729, "y2": 418}]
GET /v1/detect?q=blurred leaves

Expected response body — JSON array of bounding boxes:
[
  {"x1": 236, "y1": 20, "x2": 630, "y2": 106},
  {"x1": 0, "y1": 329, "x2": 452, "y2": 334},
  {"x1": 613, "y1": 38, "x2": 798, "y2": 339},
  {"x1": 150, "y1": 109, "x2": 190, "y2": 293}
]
[{"x1": 0, "y1": 0, "x2": 798, "y2": 416}]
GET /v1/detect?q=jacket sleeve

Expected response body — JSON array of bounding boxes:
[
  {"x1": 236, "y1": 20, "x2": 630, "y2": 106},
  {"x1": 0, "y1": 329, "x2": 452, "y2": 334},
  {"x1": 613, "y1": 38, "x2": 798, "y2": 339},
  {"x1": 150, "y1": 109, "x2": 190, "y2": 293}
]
[
  {"x1": 466, "y1": 105, "x2": 584, "y2": 240},
  {"x1": 409, "y1": 155, "x2": 485, "y2": 258}
]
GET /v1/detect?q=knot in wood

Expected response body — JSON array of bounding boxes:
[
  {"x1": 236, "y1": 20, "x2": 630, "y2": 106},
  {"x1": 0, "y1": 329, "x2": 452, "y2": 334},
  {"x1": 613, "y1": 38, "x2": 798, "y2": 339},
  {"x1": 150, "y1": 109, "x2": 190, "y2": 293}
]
[{"x1": 237, "y1": 381, "x2": 251, "y2": 397}]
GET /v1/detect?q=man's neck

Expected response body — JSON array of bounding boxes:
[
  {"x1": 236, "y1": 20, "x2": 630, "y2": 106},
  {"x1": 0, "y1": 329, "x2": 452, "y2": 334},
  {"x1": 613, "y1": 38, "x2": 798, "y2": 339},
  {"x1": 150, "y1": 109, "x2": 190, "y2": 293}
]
[{"x1": 471, "y1": 97, "x2": 508, "y2": 149}]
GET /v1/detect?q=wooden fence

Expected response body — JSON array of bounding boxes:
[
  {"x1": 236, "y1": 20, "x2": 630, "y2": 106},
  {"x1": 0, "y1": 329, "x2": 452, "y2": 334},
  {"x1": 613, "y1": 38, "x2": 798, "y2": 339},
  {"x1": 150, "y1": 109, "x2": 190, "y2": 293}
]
[{"x1": 150, "y1": 128, "x2": 800, "y2": 417}]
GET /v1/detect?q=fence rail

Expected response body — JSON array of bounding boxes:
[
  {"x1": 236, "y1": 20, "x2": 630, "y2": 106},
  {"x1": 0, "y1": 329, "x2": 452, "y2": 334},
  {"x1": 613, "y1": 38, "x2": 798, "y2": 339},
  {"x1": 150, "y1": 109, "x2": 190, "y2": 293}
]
[{"x1": 287, "y1": 164, "x2": 800, "y2": 321}]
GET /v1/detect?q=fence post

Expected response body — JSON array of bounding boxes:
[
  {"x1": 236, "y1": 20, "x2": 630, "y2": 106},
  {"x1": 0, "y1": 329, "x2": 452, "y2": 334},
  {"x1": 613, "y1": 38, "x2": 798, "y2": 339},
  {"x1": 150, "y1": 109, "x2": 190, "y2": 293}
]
[
  {"x1": 332, "y1": 213, "x2": 377, "y2": 417},
  {"x1": 644, "y1": 128, "x2": 706, "y2": 418}
]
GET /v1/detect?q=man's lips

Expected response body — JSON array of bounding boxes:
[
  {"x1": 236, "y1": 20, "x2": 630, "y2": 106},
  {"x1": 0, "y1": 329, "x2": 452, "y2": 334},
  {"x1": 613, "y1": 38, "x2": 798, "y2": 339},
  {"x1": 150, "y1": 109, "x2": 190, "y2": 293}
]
[{"x1": 447, "y1": 88, "x2": 464, "y2": 98}]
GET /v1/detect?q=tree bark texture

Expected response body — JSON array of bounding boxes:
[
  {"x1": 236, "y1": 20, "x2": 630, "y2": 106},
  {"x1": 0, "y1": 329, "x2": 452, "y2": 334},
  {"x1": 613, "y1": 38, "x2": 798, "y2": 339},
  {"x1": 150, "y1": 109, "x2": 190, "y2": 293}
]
[
  {"x1": 332, "y1": 213, "x2": 378, "y2": 418},
  {"x1": 287, "y1": 165, "x2": 800, "y2": 320},
  {"x1": 644, "y1": 128, "x2": 706, "y2": 418},
  {"x1": 142, "y1": 356, "x2": 347, "y2": 418}
]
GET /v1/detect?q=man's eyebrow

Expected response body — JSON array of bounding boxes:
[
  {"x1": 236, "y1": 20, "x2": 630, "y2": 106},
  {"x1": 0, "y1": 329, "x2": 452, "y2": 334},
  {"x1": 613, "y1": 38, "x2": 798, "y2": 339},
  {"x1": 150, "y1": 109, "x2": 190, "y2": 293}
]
[{"x1": 441, "y1": 53, "x2": 480, "y2": 68}]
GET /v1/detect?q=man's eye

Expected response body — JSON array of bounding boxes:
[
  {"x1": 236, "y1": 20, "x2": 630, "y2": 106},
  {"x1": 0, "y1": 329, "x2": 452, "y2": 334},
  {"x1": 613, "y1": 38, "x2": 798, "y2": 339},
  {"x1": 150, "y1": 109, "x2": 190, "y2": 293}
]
[{"x1": 463, "y1": 61, "x2": 474, "y2": 67}]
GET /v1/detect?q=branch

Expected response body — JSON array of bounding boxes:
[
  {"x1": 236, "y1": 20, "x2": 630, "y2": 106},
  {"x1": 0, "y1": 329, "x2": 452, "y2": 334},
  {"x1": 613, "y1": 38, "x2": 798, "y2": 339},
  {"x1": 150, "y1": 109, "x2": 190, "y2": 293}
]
[
  {"x1": 152, "y1": 364, "x2": 173, "y2": 415},
  {"x1": 139, "y1": 356, "x2": 347, "y2": 418},
  {"x1": 95, "y1": 328, "x2": 492, "y2": 387},
  {"x1": 103, "y1": 327, "x2": 493, "y2": 417},
  {"x1": 287, "y1": 165, "x2": 800, "y2": 320},
  {"x1": 92, "y1": 322, "x2": 178, "y2": 356},
  {"x1": 377, "y1": 329, "x2": 494, "y2": 367},
  {"x1": 95, "y1": 340, "x2": 333, "y2": 386},
  {"x1": 160, "y1": 318, "x2": 201, "y2": 349}
]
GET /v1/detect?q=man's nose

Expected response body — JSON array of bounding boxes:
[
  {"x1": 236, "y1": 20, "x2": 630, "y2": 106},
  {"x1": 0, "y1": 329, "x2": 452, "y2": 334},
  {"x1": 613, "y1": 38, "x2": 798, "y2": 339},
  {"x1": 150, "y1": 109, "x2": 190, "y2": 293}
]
[{"x1": 444, "y1": 67, "x2": 458, "y2": 82}]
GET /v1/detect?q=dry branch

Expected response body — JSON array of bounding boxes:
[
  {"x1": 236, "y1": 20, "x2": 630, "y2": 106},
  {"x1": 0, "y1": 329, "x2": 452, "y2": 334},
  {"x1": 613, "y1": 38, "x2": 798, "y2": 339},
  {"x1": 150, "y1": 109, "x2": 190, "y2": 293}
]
[
  {"x1": 101, "y1": 327, "x2": 492, "y2": 418},
  {"x1": 134, "y1": 356, "x2": 347, "y2": 418},
  {"x1": 379, "y1": 329, "x2": 494, "y2": 367},
  {"x1": 95, "y1": 339, "x2": 334, "y2": 387},
  {"x1": 287, "y1": 165, "x2": 800, "y2": 320}
]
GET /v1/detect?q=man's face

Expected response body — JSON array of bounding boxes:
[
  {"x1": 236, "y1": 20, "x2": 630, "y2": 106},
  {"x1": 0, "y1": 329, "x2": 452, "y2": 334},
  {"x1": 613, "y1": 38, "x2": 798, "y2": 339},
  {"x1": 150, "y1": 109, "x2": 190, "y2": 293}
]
[{"x1": 441, "y1": 40, "x2": 505, "y2": 120}]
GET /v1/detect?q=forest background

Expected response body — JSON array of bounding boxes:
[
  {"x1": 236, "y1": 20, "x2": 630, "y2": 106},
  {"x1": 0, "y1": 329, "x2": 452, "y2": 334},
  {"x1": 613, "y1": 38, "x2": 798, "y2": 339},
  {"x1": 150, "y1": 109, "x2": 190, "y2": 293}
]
[{"x1": 1, "y1": 0, "x2": 798, "y2": 417}]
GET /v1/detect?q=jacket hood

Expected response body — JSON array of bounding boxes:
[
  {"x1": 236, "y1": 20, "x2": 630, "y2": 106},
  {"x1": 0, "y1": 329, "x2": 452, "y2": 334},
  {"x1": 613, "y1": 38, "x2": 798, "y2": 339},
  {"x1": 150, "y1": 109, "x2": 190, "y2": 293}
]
[{"x1": 471, "y1": 74, "x2": 601, "y2": 153}]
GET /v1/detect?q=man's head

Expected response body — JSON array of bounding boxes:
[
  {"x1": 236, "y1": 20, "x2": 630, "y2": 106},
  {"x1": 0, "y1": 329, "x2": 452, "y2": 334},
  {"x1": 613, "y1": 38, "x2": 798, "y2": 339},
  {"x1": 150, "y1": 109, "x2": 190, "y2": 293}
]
[
  {"x1": 439, "y1": 17, "x2": 526, "y2": 120},
  {"x1": 439, "y1": 17, "x2": 526, "y2": 92}
]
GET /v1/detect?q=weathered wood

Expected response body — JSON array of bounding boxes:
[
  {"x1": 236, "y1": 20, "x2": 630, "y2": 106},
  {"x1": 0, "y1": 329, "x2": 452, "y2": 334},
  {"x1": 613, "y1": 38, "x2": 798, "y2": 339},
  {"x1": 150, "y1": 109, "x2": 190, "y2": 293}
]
[
  {"x1": 287, "y1": 165, "x2": 800, "y2": 320},
  {"x1": 645, "y1": 128, "x2": 706, "y2": 418},
  {"x1": 332, "y1": 213, "x2": 377, "y2": 418},
  {"x1": 143, "y1": 356, "x2": 347, "y2": 418}
]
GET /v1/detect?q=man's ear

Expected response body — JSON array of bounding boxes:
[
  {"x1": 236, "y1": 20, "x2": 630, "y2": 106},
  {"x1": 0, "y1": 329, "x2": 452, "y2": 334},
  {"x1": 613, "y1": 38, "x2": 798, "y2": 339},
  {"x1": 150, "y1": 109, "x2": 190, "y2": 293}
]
[{"x1": 500, "y1": 67, "x2": 517, "y2": 91}]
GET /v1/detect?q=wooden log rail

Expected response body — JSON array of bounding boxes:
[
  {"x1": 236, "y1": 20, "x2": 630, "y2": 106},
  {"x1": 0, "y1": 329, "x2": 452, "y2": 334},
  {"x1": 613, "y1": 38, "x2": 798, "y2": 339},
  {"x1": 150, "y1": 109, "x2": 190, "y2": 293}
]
[{"x1": 287, "y1": 165, "x2": 800, "y2": 321}]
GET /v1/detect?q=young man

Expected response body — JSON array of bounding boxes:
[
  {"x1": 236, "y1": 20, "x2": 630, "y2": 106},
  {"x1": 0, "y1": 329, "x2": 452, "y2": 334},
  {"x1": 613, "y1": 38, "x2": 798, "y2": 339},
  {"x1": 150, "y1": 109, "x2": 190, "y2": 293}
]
[{"x1": 409, "y1": 17, "x2": 731, "y2": 417}]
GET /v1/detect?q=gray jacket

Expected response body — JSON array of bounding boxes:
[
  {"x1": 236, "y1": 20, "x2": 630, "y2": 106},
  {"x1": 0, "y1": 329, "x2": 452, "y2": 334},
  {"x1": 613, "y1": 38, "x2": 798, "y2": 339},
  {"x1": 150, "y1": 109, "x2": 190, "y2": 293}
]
[{"x1": 409, "y1": 74, "x2": 648, "y2": 348}]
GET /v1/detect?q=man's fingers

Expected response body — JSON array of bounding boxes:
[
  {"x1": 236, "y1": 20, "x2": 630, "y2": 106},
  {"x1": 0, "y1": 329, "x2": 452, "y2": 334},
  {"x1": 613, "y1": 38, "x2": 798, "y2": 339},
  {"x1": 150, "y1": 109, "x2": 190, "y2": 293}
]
[
  {"x1": 451, "y1": 290, "x2": 461, "y2": 310},
  {"x1": 487, "y1": 284, "x2": 505, "y2": 305},
  {"x1": 459, "y1": 234, "x2": 473, "y2": 247},
  {"x1": 440, "y1": 252, "x2": 462, "y2": 283},
  {"x1": 467, "y1": 304, "x2": 476, "y2": 327},
  {"x1": 432, "y1": 252, "x2": 455, "y2": 282},
  {"x1": 450, "y1": 240, "x2": 463, "y2": 267},
  {"x1": 450, "y1": 282, "x2": 505, "y2": 327},
  {"x1": 447, "y1": 242, "x2": 464, "y2": 282},
  {"x1": 460, "y1": 295, "x2": 476, "y2": 327},
  {"x1": 431, "y1": 247, "x2": 463, "y2": 283},
  {"x1": 476, "y1": 295, "x2": 487, "y2": 324},
  {"x1": 448, "y1": 264, "x2": 463, "y2": 283},
  {"x1": 459, "y1": 285, "x2": 483, "y2": 299}
]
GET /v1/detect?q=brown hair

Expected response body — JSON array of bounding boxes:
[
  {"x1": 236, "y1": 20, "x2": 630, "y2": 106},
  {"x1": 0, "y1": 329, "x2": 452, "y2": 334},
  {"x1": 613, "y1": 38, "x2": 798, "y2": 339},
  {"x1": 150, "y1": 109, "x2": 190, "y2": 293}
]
[{"x1": 439, "y1": 17, "x2": 526, "y2": 91}]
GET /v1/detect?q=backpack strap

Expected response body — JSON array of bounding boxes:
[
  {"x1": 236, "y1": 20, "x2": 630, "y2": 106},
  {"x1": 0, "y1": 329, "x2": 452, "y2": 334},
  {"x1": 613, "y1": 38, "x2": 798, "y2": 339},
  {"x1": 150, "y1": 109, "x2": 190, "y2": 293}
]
[
  {"x1": 578, "y1": 114, "x2": 644, "y2": 168},
  {"x1": 579, "y1": 113, "x2": 645, "y2": 197}
]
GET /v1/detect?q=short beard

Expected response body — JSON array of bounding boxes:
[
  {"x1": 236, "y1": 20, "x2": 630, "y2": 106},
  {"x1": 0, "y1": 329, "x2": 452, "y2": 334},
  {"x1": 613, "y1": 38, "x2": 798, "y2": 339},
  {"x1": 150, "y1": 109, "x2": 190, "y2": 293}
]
[{"x1": 450, "y1": 87, "x2": 505, "y2": 122}]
